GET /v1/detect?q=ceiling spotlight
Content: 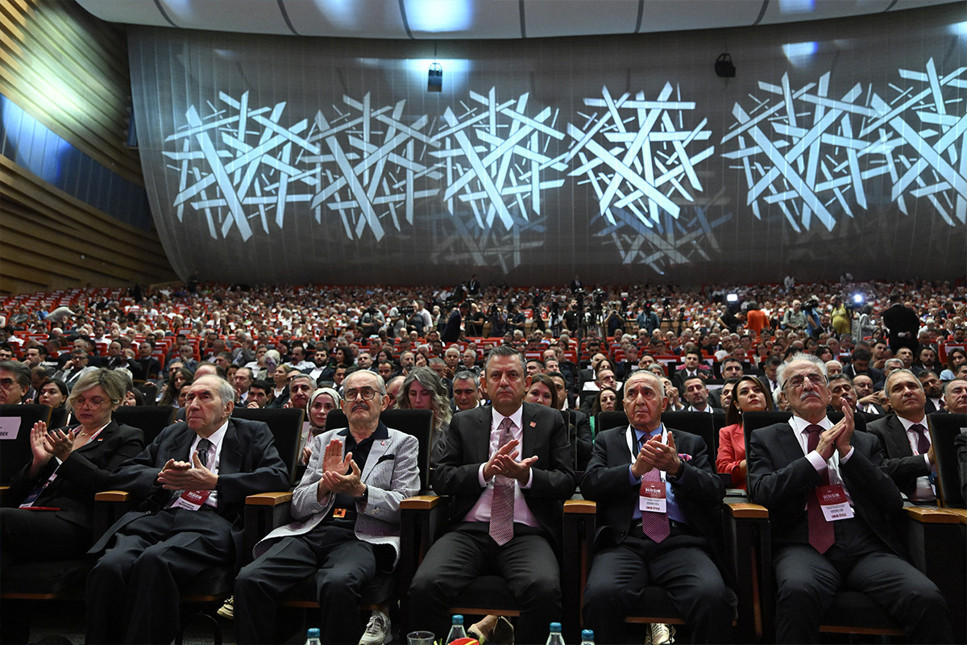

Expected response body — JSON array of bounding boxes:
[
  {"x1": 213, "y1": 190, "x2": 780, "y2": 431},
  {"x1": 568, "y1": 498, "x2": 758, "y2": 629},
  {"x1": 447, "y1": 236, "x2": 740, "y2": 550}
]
[
  {"x1": 715, "y1": 53, "x2": 736, "y2": 78},
  {"x1": 427, "y1": 62, "x2": 443, "y2": 92}
]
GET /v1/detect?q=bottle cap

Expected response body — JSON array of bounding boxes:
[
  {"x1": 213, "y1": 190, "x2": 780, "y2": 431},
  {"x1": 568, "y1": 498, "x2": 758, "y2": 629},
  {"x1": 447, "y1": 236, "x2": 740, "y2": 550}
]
[
  {"x1": 452, "y1": 615, "x2": 464, "y2": 625},
  {"x1": 307, "y1": 628, "x2": 321, "y2": 638},
  {"x1": 582, "y1": 629, "x2": 595, "y2": 639},
  {"x1": 549, "y1": 622, "x2": 562, "y2": 632}
]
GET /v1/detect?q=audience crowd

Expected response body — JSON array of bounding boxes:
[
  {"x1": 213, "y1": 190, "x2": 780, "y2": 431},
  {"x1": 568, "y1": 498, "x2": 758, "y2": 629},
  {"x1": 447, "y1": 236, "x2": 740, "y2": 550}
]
[{"x1": 0, "y1": 275, "x2": 964, "y2": 645}]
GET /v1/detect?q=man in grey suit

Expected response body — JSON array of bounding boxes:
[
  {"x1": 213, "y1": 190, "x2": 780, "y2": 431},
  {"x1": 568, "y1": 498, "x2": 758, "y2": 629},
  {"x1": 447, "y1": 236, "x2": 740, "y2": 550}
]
[
  {"x1": 408, "y1": 346, "x2": 576, "y2": 644},
  {"x1": 867, "y1": 369, "x2": 936, "y2": 502},
  {"x1": 747, "y1": 354, "x2": 950, "y2": 643},
  {"x1": 233, "y1": 370, "x2": 420, "y2": 645},
  {"x1": 85, "y1": 375, "x2": 289, "y2": 645}
]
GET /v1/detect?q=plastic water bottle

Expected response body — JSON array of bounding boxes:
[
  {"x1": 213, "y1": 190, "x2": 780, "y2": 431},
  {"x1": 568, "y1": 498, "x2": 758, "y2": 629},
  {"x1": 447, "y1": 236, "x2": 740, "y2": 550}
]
[
  {"x1": 446, "y1": 614, "x2": 468, "y2": 643},
  {"x1": 305, "y1": 627, "x2": 322, "y2": 645},
  {"x1": 545, "y1": 622, "x2": 565, "y2": 645},
  {"x1": 581, "y1": 629, "x2": 595, "y2": 645}
]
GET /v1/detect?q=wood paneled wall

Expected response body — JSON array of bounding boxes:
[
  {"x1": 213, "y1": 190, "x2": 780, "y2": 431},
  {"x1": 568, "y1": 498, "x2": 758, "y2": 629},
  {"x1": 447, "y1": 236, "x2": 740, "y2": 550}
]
[{"x1": 0, "y1": 0, "x2": 176, "y2": 294}]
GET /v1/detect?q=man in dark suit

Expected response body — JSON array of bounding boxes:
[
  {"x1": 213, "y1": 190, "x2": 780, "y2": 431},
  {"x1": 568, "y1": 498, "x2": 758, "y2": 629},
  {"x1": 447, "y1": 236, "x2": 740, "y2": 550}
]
[
  {"x1": 408, "y1": 346, "x2": 576, "y2": 644},
  {"x1": 842, "y1": 347, "x2": 885, "y2": 389},
  {"x1": 548, "y1": 371, "x2": 592, "y2": 469},
  {"x1": 85, "y1": 375, "x2": 289, "y2": 645},
  {"x1": 132, "y1": 339, "x2": 162, "y2": 381},
  {"x1": 681, "y1": 376, "x2": 724, "y2": 414},
  {"x1": 747, "y1": 354, "x2": 951, "y2": 643},
  {"x1": 581, "y1": 371, "x2": 732, "y2": 644},
  {"x1": 882, "y1": 294, "x2": 919, "y2": 355},
  {"x1": 867, "y1": 369, "x2": 936, "y2": 502},
  {"x1": 672, "y1": 348, "x2": 711, "y2": 393}
]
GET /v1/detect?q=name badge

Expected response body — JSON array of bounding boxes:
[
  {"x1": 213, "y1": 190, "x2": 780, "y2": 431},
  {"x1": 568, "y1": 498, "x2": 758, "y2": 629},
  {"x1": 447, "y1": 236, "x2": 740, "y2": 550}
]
[
  {"x1": 817, "y1": 484, "x2": 854, "y2": 522},
  {"x1": 639, "y1": 478, "x2": 667, "y2": 514},
  {"x1": 172, "y1": 489, "x2": 211, "y2": 511}
]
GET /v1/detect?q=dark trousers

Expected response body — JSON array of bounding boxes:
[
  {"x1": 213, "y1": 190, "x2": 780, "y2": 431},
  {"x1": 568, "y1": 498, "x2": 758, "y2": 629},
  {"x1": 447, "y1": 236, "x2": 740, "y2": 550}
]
[
  {"x1": 774, "y1": 533, "x2": 952, "y2": 643},
  {"x1": 234, "y1": 524, "x2": 376, "y2": 645},
  {"x1": 582, "y1": 530, "x2": 733, "y2": 644},
  {"x1": 0, "y1": 507, "x2": 89, "y2": 571},
  {"x1": 408, "y1": 523, "x2": 561, "y2": 645},
  {"x1": 84, "y1": 508, "x2": 235, "y2": 645}
]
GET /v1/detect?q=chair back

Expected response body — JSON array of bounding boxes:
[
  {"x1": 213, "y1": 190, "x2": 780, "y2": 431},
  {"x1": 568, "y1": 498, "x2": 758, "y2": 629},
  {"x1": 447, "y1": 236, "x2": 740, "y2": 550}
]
[
  {"x1": 326, "y1": 409, "x2": 434, "y2": 493},
  {"x1": 660, "y1": 411, "x2": 718, "y2": 456},
  {"x1": 232, "y1": 407, "x2": 305, "y2": 485},
  {"x1": 742, "y1": 411, "x2": 793, "y2": 467},
  {"x1": 0, "y1": 404, "x2": 52, "y2": 484},
  {"x1": 595, "y1": 410, "x2": 629, "y2": 434},
  {"x1": 113, "y1": 406, "x2": 177, "y2": 445},
  {"x1": 928, "y1": 412, "x2": 967, "y2": 508}
]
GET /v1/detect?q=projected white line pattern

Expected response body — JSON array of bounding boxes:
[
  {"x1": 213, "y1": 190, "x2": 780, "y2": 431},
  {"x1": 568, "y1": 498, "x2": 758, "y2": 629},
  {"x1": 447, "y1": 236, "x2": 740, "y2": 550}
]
[
  {"x1": 863, "y1": 58, "x2": 967, "y2": 225},
  {"x1": 565, "y1": 84, "x2": 714, "y2": 228},
  {"x1": 164, "y1": 92, "x2": 320, "y2": 241},
  {"x1": 307, "y1": 94, "x2": 442, "y2": 241},
  {"x1": 429, "y1": 88, "x2": 567, "y2": 230},
  {"x1": 722, "y1": 73, "x2": 883, "y2": 233}
]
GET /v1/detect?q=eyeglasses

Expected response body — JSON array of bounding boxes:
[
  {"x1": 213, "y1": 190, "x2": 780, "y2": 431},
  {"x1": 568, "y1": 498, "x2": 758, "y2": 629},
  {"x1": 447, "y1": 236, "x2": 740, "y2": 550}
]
[
  {"x1": 783, "y1": 373, "x2": 826, "y2": 390},
  {"x1": 0, "y1": 378, "x2": 17, "y2": 389},
  {"x1": 343, "y1": 387, "x2": 379, "y2": 401}
]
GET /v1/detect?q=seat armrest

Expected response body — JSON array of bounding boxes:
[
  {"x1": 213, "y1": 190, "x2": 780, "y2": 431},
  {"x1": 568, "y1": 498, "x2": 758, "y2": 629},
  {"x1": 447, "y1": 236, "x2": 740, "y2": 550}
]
[
  {"x1": 243, "y1": 492, "x2": 293, "y2": 564},
  {"x1": 562, "y1": 498, "x2": 596, "y2": 642},
  {"x1": 93, "y1": 490, "x2": 134, "y2": 539},
  {"x1": 95, "y1": 490, "x2": 131, "y2": 502},
  {"x1": 245, "y1": 491, "x2": 293, "y2": 506},
  {"x1": 902, "y1": 506, "x2": 962, "y2": 524},
  {"x1": 723, "y1": 500, "x2": 770, "y2": 642},
  {"x1": 398, "y1": 495, "x2": 448, "y2": 609},
  {"x1": 400, "y1": 494, "x2": 443, "y2": 511}
]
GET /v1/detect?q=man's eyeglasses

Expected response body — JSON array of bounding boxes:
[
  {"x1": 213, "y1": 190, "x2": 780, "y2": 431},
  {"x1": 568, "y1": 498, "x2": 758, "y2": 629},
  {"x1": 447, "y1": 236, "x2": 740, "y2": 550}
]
[
  {"x1": 344, "y1": 387, "x2": 379, "y2": 401},
  {"x1": 783, "y1": 373, "x2": 826, "y2": 390}
]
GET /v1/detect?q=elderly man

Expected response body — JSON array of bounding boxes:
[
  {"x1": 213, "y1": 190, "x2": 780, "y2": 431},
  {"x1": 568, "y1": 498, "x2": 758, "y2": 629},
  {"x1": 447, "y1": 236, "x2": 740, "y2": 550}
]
[
  {"x1": 85, "y1": 375, "x2": 289, "y2": 645},
  {"x1": 581, "y1": 371, "x2": 732, "y2": 644},
  {"x1": 234, "y1": 370, "x2": 420, "y2": 644},
  {"x1": 748, "y1": 354, "x2": 951, "y2": 643},
  {"x1": 867, "y1": 370, "x2": 937, "y2": 502},
  {"x1": 944, "y1": 378, "x2": 967, "y2": 414},
  {"x1": 408, "y1": 346, "x2": 575, "y2": 644},
  {"x1": 452, "y1": 371, "x2": 482, "y2": 411},
  {"x1": 0, "y1": 360, "x2": 30, "y2": 405}
]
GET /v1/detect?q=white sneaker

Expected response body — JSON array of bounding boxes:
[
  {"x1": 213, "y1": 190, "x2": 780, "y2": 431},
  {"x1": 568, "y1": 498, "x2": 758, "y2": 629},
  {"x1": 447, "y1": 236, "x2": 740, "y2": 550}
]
[
  {"x1": 359, "y1": 609, "x2": 392, "y2": 645},
  {"x1": 649, "y1": 623, "x2": 675, "y2": 645},
  {"x1": 216, "y1": 595, "x2": 234, "y2": 620}
]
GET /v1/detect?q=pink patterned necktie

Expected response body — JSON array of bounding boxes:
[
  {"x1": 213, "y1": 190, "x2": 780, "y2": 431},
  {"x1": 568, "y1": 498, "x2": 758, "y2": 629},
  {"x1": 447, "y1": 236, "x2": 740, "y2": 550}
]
[
  {"x1": 805, "y1": 424, "x2": 834, "y2": 554},
  {"x1": 489, "y1": 417, "x2": 515, "y2": 546}
]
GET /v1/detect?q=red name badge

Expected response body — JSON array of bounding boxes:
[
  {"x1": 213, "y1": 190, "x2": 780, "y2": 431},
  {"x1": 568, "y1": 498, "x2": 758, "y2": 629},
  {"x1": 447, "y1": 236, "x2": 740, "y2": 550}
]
[
  {"x1": 817, "y1": 484, "x2": 854, "y2": 521},
  {"x1": 639, "y1": 478, "x2": 667, "y2": 513},
  {"x1": 172, "y1": 489, "x2": 212, "y2": 511}
]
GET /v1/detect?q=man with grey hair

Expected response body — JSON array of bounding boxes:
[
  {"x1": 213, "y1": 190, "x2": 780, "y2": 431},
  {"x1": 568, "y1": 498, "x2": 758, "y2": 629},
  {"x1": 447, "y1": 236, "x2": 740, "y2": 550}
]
[
  {"x1": 882, "y1": 357, "x2": 904, "y2": 378},
  {"x1": 452, "y1": 370, "x2": 482, "y2": 411},
  {"x1": 748, "y1": 354, "x2": 950, "y2": 643},
  {"x1": 85, "y1": 375, "x2": 289, "y2": 645},
  {"x1": 944, "y1": 378, "x2": 967, "y2": 414},
  {"x1": 234, "y1": 370, "x2": 420, "y2": 645},
  {"x1": 867, "y1": 369, "x2": 936, "y2": 501}
]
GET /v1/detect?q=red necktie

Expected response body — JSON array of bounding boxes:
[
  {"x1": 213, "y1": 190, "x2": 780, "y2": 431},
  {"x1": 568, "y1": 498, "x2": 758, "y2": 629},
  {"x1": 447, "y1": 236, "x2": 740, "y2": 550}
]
[
  {"x1": 805, "y1": 424, "x2": 834, "y2": 554},
  {"x1": 638, "y1": 434, "x2": 670, "y2": 543},
  {"x1": 489, "y1": 418, "x2": 515, "y2": 546}
]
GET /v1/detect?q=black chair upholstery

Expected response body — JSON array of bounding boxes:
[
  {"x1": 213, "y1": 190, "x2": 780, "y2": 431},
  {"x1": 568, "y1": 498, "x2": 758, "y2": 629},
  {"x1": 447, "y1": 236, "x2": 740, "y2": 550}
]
[
  {"x1": 233, "y1": 407, "x2": 305, "y2": 486},
  {"x1": 0, "y1": 404, "x2": 52, "y2": 484},
  {"x1": 113, "y1": 405, "x2": 177, "y2": 445},
  {"x1": 929, "y1": 412, "x2": 966, "y2": 508}
]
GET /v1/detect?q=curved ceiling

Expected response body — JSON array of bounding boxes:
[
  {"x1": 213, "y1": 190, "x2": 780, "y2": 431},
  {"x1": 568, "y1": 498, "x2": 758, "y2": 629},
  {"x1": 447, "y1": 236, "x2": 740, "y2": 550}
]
[{"x1": 75, "y1": 0, "x2": 961, "y2": 39}]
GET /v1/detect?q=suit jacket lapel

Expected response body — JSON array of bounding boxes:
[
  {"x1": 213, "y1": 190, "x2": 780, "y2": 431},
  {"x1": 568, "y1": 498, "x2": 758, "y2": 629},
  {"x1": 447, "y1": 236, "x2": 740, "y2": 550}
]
[
  {"x1": 361, "y1": 427, "x2": 391, "y2": 482},
  {"x1": 218, "y1": 420, "x2": 242, "y2": 475},
  {"x1": 887, "y1": 416, "x2": 912, "y2": 457},
  {"x1": 475, "y1": 408, "x2": 492, "y2": 459},
  {"x1": 76, "y1": 420, "x2": 117, "y2": 453},
  {"x1": 775, "y1": 423, "x2": 806, "y2": 466}
]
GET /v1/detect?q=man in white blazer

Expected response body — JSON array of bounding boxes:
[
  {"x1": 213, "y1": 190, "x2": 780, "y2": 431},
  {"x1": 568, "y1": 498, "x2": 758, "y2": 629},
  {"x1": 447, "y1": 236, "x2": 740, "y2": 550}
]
[{"x1": 233, "y1": 369, "x2": 420, "y2": 645}]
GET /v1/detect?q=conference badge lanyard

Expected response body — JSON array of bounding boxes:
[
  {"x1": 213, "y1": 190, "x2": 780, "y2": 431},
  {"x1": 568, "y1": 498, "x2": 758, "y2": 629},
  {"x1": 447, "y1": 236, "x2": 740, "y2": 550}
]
[
  {"x1": 816, "y1": 484, "x2": 853, "y2": 521},
  {"x1": 172, "y1": 488, "x2": 212, "y2": 511},
  {"x1": 628, "y1": 426, "x2": 668, "y2": 514}
]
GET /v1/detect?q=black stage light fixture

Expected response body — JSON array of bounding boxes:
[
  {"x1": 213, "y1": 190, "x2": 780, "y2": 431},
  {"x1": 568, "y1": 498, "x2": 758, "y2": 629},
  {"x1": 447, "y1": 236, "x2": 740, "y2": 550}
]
[
  {"x1": 428, "y1": 62, "x2": 443, "y2": 92},
  {"x1": 715, "y1": 53, "x2": 736, "y2": 78}
]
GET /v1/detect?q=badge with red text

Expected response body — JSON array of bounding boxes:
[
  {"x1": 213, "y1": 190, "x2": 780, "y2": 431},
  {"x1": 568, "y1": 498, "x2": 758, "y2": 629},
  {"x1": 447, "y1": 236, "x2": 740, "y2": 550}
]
[
  {"x1": 817, "y1": 484, "x2": 854, "y2": 521},
  {"x1": 172, "y1": 489, "x2": 211, "y2": 511},
  {"x1": 639, "y1": 479, "x2": 667, "y2": 513}
]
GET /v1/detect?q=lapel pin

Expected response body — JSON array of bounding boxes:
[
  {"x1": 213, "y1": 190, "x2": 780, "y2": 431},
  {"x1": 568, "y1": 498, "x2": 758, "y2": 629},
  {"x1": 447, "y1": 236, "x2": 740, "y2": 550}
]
[{"x1": 529, "y1": 421, "x2": 536, "y2": 428}]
